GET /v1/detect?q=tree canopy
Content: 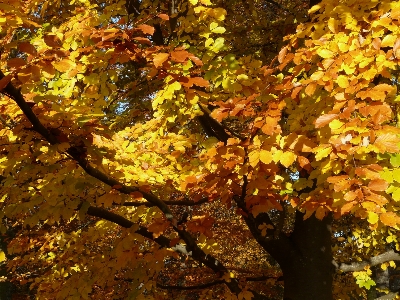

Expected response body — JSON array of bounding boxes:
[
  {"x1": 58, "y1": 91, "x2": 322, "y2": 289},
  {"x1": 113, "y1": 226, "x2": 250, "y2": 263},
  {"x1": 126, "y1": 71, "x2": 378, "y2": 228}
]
[{"x1": 1, "y1": 0, "x2": 400, "y2": 299}]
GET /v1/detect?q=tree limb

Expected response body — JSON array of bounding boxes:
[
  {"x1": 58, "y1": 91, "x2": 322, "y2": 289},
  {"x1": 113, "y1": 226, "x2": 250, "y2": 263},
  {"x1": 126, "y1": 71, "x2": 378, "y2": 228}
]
[
  {"x1": 156, "y1": 275, "x2": 278, "y2": 296},
  {"x1": 123, "y1": 197, "x2": 209, "y2": 207},
  {"x1": 336, "y1": 250, "x2": 400, "y2": 272}
]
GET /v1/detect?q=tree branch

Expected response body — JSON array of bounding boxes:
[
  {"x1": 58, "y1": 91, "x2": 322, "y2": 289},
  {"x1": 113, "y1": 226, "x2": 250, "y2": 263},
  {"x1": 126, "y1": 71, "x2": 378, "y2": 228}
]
[
  {"x1": 123, "y1": 197, "x2": 209, "y2": 207},
  {"x1": 336, "y1": 250, "x2": 400, "y2": 272},
  {"x1": 156, "y1": 275, "x2": 279, "y2": 292}
]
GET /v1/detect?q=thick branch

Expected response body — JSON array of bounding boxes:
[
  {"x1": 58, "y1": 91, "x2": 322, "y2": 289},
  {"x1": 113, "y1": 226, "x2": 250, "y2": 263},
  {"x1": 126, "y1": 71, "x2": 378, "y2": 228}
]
[
  {"x1": 157, "y1": 280, "x2": 224, "y2": 290},
  {"x1": 337, "y1": 250, "x2": 400, "y2": 272},
  {"x1": 123, "y1": 197, "x2": 209, "y2": 207},
  {"x1": 157, "y1": 276, "x2": 278, "y2": 290}
]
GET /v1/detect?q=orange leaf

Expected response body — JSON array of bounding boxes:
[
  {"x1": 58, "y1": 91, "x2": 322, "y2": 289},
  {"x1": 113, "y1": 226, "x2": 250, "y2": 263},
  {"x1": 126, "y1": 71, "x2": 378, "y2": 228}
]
[
  {"x1": 394, "y1": 37, "x2": 400, "y2": 58},
  {"x1": 133, "y1": 37, "x2": 152, "y2": 45},
  {"x1": 380, "y1": 212, "x2": 400, "y2": 227},
  {"x1": 171, "y1": 50, "x2": 190, "y2": 63},
  {"x1": 315, "y1": 114, "x2": 338, "y2": 128},
  {"x1": 158, "y1": 14, "x2": 170, "y2": 20},
  {"x1": 298, "y1": 156, "x2": 311, "y2": 171},
  {"x1": 137, "y1": 24, "x2": 155, "y2": 35},
  {"x1": 315, "y1": 207, "x2": 326, "y2": 220},
  {"x1": 278, "y1": 46, "x2": 287, "y2": 63},
  {"x1": 368, "y1": 179, "x2": 389, "y2": 192},
  {"x1": 374, "y1": 133, "x2": 400, "y2": 153},
  {"x1": 261, "y1": 116, "x2": 278, "y2": 135},
  {"x1": 340, "y1": 201, "x2": 356, "y2": 214},
  {"x1": 185, "y1": 176, "x2": 197, "y2": 183},
  {"x1": 153, "y1": 53, "x2": 169, "y2": 68},
  {"x1": 189, "y1": 77, "x2": 209, "y2": 87},
  {"x1": 305, "y1": 82, "x2": 317, "y2": 96},
  {"x1": 365, "y1": 193, "x2": 388, "y2": 206},
  {"x1": 314, "y1": 114, "x2": 338, "y2": 128}
]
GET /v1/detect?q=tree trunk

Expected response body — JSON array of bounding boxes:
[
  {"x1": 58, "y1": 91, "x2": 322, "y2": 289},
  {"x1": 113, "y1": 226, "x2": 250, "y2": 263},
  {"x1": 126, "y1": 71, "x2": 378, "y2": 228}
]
[{"x1": 266, "y1": 212, "x2": 334, "y2": 300}]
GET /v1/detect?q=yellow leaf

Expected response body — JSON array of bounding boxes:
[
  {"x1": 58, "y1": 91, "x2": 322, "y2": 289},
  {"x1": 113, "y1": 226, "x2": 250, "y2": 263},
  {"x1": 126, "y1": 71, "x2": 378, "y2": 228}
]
[
  {"x1": 381, "y1": 34, "x2": 397, "y2": 47},
  {"x1": 272, "y1": 149, "x2": 283, "y2": 163},
  {"x1": 280, "y1": 151, "x2": 296, "y2": 168},
  {"x1": 259, "y1": 150, "x2": 272, "y2": 164},
  {"x1": 0, "y1": 251, "x2": 5, "y2": 262},
  {"x1": 328, "y1": 18, "x2": 338, "y2": 33},
  {"x1": 314, "y1": 145, "x2": 332, "y2": 161},
  {"x1": 317, "y1": 49, "x2": 334, "y2": 59},
  {"x1": 53, "y1": 59, "x2": 75, "y2": 72},
  {"x1": 189, "y1": 0, "x2": 198, "y2": 4},
  {"x1": 212, "y1": 26, "x2": 226, "y2": 34},
  {"x1": 329, "y1": 119, "x2": 344, "y2": 131},
  {"x1": 337, "y1": 75, "x2": 349, "y2": 88},
  {"x1": 367, "y1": 211, "x2": 379, "y2": 225},
  {"x1": 249, "y1": 150, "x2": 260, "y2": 167}
]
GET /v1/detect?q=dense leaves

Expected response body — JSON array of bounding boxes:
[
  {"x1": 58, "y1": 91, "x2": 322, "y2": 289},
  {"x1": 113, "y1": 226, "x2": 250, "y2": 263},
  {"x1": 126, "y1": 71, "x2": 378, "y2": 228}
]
[{"x1": 1, "y1": 0, "x2": 400, "y2": 299}]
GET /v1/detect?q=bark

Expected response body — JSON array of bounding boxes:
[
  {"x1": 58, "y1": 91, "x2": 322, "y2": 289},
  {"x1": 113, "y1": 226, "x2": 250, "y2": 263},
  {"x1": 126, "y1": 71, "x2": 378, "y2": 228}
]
[
  {"x1": 280, "y1": 212, "x2": 333, "y2": 300},
  {"x1": 254, "y1": 212, "x2": 334, "y2": 300}
]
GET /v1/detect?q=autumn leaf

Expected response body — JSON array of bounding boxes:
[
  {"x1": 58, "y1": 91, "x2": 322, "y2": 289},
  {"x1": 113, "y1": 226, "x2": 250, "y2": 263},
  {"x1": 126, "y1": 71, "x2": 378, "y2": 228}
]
[
  {"x1": 7, "y1": 58, "x2": 26, "y2": 68},
  {"x1": 368, "y1": 179, "x2": 389, "y2": 192},
  {"x1": 314, "y1": 114, "x2": 338, "y2": 128},
  {"x1": 171, "y1": 50, "x2": 190, "y2": 63},
  {"x1": 374, "y1": 133, "x2": 400, "y2": 153},
  {"x1": 43, "y1": 34, "x2": 62, "y2": 47},
  {"x1": 260, "y1": 150, "x2": 272, "y2": 164},
  {"x1": 153, "y1": 53, "x2": 169, "y2": 68},
  {"x1": 18, "y1": 42, "x2": 37, "y2": 55},
  {"x1": 380, "y1": 212, "x2": 400, "y2": 227},
  {"x1": 158, "y1": 14, "x2": 169, "y2": 20},
  {"x1": 137, "y1": 24, "x2": 155, "y2": 35},
  {"x1": 280, "y1": 151, "x2": 296, "y2": 168}
]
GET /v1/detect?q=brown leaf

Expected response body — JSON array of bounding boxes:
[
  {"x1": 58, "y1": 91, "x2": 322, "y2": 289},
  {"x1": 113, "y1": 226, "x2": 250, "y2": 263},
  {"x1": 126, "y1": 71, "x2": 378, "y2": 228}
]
[
  {"x1": 18, "y1": 42, "x2": 37, "y2": 55},
  {"x1": 130, "y1": 191, "x2": 143, "y2": 199},
  {"x1": 0, "y1": 75, "x2": 12, "y2": 90},
  {"x1": 44, "y1": 34, "x2": 62, "y2": 48},
  {"x1": 7, "y1": 58, "x2": 26, "y2": 68}
]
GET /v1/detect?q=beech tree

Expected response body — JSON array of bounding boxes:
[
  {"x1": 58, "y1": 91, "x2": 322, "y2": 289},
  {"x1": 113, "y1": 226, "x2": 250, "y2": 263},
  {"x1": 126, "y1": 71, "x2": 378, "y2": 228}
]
[{"x1": 2, "y1": 0, "x2": 400, "y2": 299}]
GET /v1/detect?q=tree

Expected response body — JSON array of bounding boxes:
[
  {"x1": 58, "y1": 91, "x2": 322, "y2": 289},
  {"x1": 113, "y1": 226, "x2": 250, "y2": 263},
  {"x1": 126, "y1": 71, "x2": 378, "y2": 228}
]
[{"x1": 1, "y1": 0, "x2": 400, "y2": 299}]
